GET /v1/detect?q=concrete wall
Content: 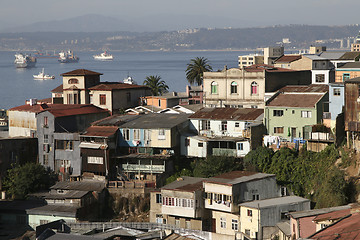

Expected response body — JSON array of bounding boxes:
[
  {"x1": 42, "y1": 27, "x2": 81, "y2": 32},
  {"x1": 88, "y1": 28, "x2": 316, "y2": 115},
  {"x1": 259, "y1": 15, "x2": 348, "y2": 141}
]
[
  {"x1": 161, "y1": 189, "x2": 197, "y2": 218},
  {"x1": 212, "y1": 211, "x2": 240, "y2": 236},
  {"x1": 190, "y1": 119, "x2": 247, "y2": 138},
  {"x1": 8, "y1": 111, "x2": 37, "y2": 137},
  {"x1": 28, "y1": 214, "x2": 76, "y2": 229}
]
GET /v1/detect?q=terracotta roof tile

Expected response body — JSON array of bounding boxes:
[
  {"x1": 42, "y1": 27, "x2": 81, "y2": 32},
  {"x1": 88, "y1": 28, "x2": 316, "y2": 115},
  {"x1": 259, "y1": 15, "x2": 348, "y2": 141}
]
[
  {"x1": 51, "y1": 84, "x2": 63, "y2": 93},
  {"x1": 189, "y1": 108, "x2": 263, "y2": 121},
  {"x1": 89, "y1": 82, "x2": 149, "y2": 91},
  {"x1": 60, "y1": 69, "x2": 103, "y2": 76}
]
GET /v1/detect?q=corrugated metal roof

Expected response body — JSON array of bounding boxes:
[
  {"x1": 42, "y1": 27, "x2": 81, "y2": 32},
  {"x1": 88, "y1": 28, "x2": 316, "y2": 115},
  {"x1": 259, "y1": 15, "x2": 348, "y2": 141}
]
[
  {"x1": 204, "y1": 171, "x2": 275, "y2": 186},
  {"x1": 289, "y1": 205, "x2": 351, "y2": 219},
  {"x1": 162, "y1": 176, "x2": 206, "y2": 192},
  {"x1": 244, "y1": 64, "x2": 295, "y2": 72},
  {"x1": 313, "y1": 208, "x2": 351, "y2": 222},
  {"x1": 279, "y1": 84, "x2": 329, "y2": 93},
  {"x1": 339, "y1": 52, "x2": 360, "y2": 60},
  {"x1": 47, "y1": 105, "x2": 109, "y2": 118},
  {"x1": 120, "y1": 113, "x2": 189, "y2": 129},
  {"x1": 337, "y1": 62, "x2": 360, "y2": 69},
  {"x1": 189, "y1": 108, "x2": 264, "y2": 121},
  {"x1": 82, "y1": 126, "x2": 118, "y2": 137},
  {"x1": 50, "y1": 180, "x2": 105, "y2": 192},
  {"x1": 309, "y1": 212, "x2": 360, "y2": 240},
  {"x1": 303, "y1": 54, "x2": 327, "y2": 60},
  {"x1": 345, "y1": 77, "x2": 360, "y2": 83},
  {"x1": 267, "y1": 93, "x2": 325, "y2": 108},
  {"x1": 91, "y1": 114, "x2": 140, "y2": 126},
  {"x1": 26, "y1": 205, "x2": 79, "y2": 217},
  {"x1": 60, "y1": 69, "x2": 103, "y2": 76},
  {"x1": 319, "y1": 51, "x2": 347, "y2": 60},
  {"x1": 239, "y1": 196, "x2": 309, "y2": 209}
]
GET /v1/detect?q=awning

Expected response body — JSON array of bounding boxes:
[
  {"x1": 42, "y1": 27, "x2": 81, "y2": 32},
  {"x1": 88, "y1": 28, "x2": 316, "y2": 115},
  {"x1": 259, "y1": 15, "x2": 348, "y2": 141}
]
[{"x1": 79, "y1": 142, "x2": 108, "y2": 149}]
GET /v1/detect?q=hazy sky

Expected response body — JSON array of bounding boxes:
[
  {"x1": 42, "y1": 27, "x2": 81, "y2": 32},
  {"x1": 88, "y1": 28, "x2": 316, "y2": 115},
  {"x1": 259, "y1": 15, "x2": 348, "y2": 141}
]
[{"x1": 1, "y1": 0, "x2": 360, "y2": 30}]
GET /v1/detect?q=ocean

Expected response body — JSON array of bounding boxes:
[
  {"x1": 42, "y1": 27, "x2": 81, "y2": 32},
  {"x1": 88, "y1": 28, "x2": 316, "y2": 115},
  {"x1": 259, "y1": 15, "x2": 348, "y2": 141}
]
[{"x1": 0, "y1": 51, "x2": 247, "y2": 109}]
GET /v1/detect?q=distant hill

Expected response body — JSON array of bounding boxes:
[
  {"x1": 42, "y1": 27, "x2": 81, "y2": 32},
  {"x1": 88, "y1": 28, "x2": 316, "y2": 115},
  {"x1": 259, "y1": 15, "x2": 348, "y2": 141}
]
[
  {"x1": 0, "y1": 24, "x2": 359, "y2": 51},
  {"x1": 0, "y1": 14, "x2": 142, "y2": 33}
]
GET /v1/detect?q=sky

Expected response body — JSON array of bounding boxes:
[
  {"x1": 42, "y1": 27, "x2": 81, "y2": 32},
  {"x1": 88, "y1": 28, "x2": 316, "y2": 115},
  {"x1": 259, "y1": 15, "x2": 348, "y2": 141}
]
[{"x1": 1, "y1": 0, "x2": 360, "y2": 31}]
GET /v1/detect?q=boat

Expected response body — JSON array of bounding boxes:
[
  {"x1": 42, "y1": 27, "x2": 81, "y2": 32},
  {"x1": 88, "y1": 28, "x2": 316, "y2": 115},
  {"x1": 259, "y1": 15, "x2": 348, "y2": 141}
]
[
  {"x1": 14, "y1": 53, "x2": 37, "y2": 68},
  {"x1": 33, "y1": 68, "x2": 55, "y2": 80},
  {"x1": 58, "y1": 50, "x2": 79, "y2": 63},
  {"x1": 93, "y1": 51, "x2": 114, "y2": 60}
]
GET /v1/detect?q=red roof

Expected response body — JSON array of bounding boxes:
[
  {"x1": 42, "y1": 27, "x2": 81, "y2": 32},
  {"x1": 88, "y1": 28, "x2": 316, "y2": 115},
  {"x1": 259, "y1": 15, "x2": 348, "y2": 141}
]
[
  {"x1": 9, "y1": 104, "x2": 108, "y2": 117},
  {"x1": 60, "y1": 69, "x2": 103, "y2": 76},
  {"x1": 51, "y1": 84, "x2": 63, "y2": 93},
  {"x1": 244, "y1": 64, "x2": 295, "y2": 72},
  {"x1": 279, "y1": 84, "x2": 329, "y2": 93},
  {"x1": 47, "y1": 105, "x2": 108, "y2": 117},
  {"x1": 309, "y1": 212, "x2": 360, "y2": 240},
  {"x1": 89, "y1": 82, "x2": 149, "y2": 91},
  {"x1": 275, "y1": 55, "x2": 301, "y2": 63},
  {"x1": 82, "y1": 126, "x2": 118, "y2": 137},
  {"x1": 313, "y1": 209, "x2": 351, "y2": 222}
]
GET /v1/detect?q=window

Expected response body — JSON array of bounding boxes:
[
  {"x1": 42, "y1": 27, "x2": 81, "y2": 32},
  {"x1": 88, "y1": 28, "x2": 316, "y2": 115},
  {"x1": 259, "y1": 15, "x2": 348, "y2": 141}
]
[
  {"x1": 198, "y1": 142, "x2": 203, "y2": 147},
  {"x1": 238, "y1": 143, "x2": 243, "y2": 151},
  {"x1": 231, "y1": 219, "x2": 238, "y2": 231},
  {"x1": 44, "y1": 134, "x2": 49, "y2": 144},
  {"x1": 133, "y1": 129, "x2": 140, "y2": 140},
  {"x1": 43, "y1": 144, "x2": 49, "y2": 153},
  {"x1": 315, "y1": 74, "x2": 325, "y2": 83},
  {"x1": 67, "y1": 94, "x2": 73, "y2": 104},
  {"x1": 273, "y1": 110, "x2": 284, "y2": 117},
  {"x1": 245, "y1": 229, "x2": 251, "y2": 236},
  {"x1": 158, "y1": 99, "x2": 161, "y2": 107},
  {"x1": 211, "y1": 82, "x2": 218, "y2": 94},
  {"x1": 247, "y1": 209, "x2": 253, "y2": 217},
  {"x1": 100, "y1": 94, "x2": 106, "y2": 105},
  {"x1": 123, "y1": 129, "x2": 130, "y2": 141},
  {"x1": 126, "y1": 92, "x2": 131, "y2": 102},
  {"x1": 68, "y1": 78, "x2": 79, "y2": 84},
  {"x1": 251, "y1": 105, "x2": 258, "y2": 108},
  {"x1": 185, "y1": 138, "x2": 189, "y2": 146},
  {"x1": 343, "y1": 73, "x2": 350, "y2": 81},
  {"x1": 251, "y1": 81, "x2": 258, "y2": 95},
  {"x1": 333, "y1": 88, "x2": 341, "y2": 96},
  {"x1": 221, "y1": 121, "x2": 227, "y2": 131},
  {"x1": 158, "y1": 129, "x2": 165, "y2": 140},
  {"x1": 156, "y1": 194, "x2": 162, "y2": 203},
  {"x1": 88, "y1": 156, "x2": 103, "y2": 164},
  {"x1": 231, "y1": 82, "x2": 237, "y2": 94},
  {"x1": 220, "y1": 218, "x2": 226, "y2": 228},
  {"x1": 89, "y1": 94, "x2": 93, "y2": 104},
  {"x1": 44, "y1": 116, "x2": 48, "y2": 127},
  {"x1": 301, "y1": 111, "x2": 312, "y2": 118},
  {"x1": 238, "y1": 105, "x2": 243, "y2": 108},
  {"x1": 201, "y1": 120, "x2": 210, "y2": 130},
  {"x1": 274, "y1": 127, "x2": 284, "y2": 134},
  {"x1": 235, "y1": 122, "x2": 240, "y2": 128},
  {"x1": 252, "y1": 194, "x2": 259, "y2": 200},
  {"x1": 43, "y1": 155, "x2": 49, "y2": 165}
]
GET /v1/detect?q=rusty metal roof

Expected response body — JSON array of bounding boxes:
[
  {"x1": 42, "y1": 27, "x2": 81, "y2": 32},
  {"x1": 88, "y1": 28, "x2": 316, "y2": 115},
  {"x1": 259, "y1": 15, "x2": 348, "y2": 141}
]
[
  {"x1": 60, "y1": 69, "x2": 103, "y2": 76},
  {"x1": 339, "y1": 52, "x2": 360, "y2": 60},
  {"x1": 279, "y1": 84, "x2": 329, "y2": 93},
  {"x1": 274, "y1": 55, "x2": 301, "y2": 63},
  {"x1": 189, "y1": 108, "x2": 264, "y2": 121},
  {"x1": 267, "y1": 93, "x2": 325, "y2": 108},
  {"x1": 162, "y1": 176, "x2": 205, "y2": 192},
  {"x1": 46, "y1": 105, "x2": 109, "y2": 117},
  {"x1": 82, "y1": 126, "x2": 118, "y2": 137},
  {"x1": 244, "y1": 64, "x2": 295, "y2": 72},
  {"x1": 309, "y1": 212, "x2": 360, "y2": 240}
]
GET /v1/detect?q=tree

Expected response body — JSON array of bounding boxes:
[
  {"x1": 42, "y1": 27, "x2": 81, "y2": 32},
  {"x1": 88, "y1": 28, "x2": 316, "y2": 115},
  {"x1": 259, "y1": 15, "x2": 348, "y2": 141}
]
[
  {"x1": 3, "y1": 163, "x2": 57, "y2": 199},
  {"x1": 143, "y1": 75, "x2": 169, "y2": 96},
  {"x1": 185, "y1": 57, "x2": 212, "y2": 86},
  {"x1": 192, "y1": 155, "x2": 243, "y2": 178}
]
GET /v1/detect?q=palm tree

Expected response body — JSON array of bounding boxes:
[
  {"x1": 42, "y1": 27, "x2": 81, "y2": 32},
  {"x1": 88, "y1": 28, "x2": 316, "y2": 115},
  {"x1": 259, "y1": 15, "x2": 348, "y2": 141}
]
[
  {"x1": 143, "y1": 75, "x2": 169, "y2": 96},
  {"x1": 186, "y1": 57, "x2": 213, "y2": 86}
]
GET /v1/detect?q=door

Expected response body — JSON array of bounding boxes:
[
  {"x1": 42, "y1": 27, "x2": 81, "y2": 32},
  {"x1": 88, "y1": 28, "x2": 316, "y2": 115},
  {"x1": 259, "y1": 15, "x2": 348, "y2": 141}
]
[{"x1": 291, "y1": 127, "x2": 296, "y2": 139}]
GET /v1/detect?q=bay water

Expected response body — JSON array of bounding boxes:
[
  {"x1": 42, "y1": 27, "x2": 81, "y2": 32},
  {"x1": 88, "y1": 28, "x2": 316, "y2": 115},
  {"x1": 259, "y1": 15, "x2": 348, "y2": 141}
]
[{"x1": 0, "y1": 51, "x2": 247, "y2": 109}]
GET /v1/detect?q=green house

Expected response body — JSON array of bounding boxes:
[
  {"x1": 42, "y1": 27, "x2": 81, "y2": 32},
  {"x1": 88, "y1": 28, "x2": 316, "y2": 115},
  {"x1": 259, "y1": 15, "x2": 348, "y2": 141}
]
[{"x1": 265, "y1": 89, "x2": 328, "y2": 141}]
